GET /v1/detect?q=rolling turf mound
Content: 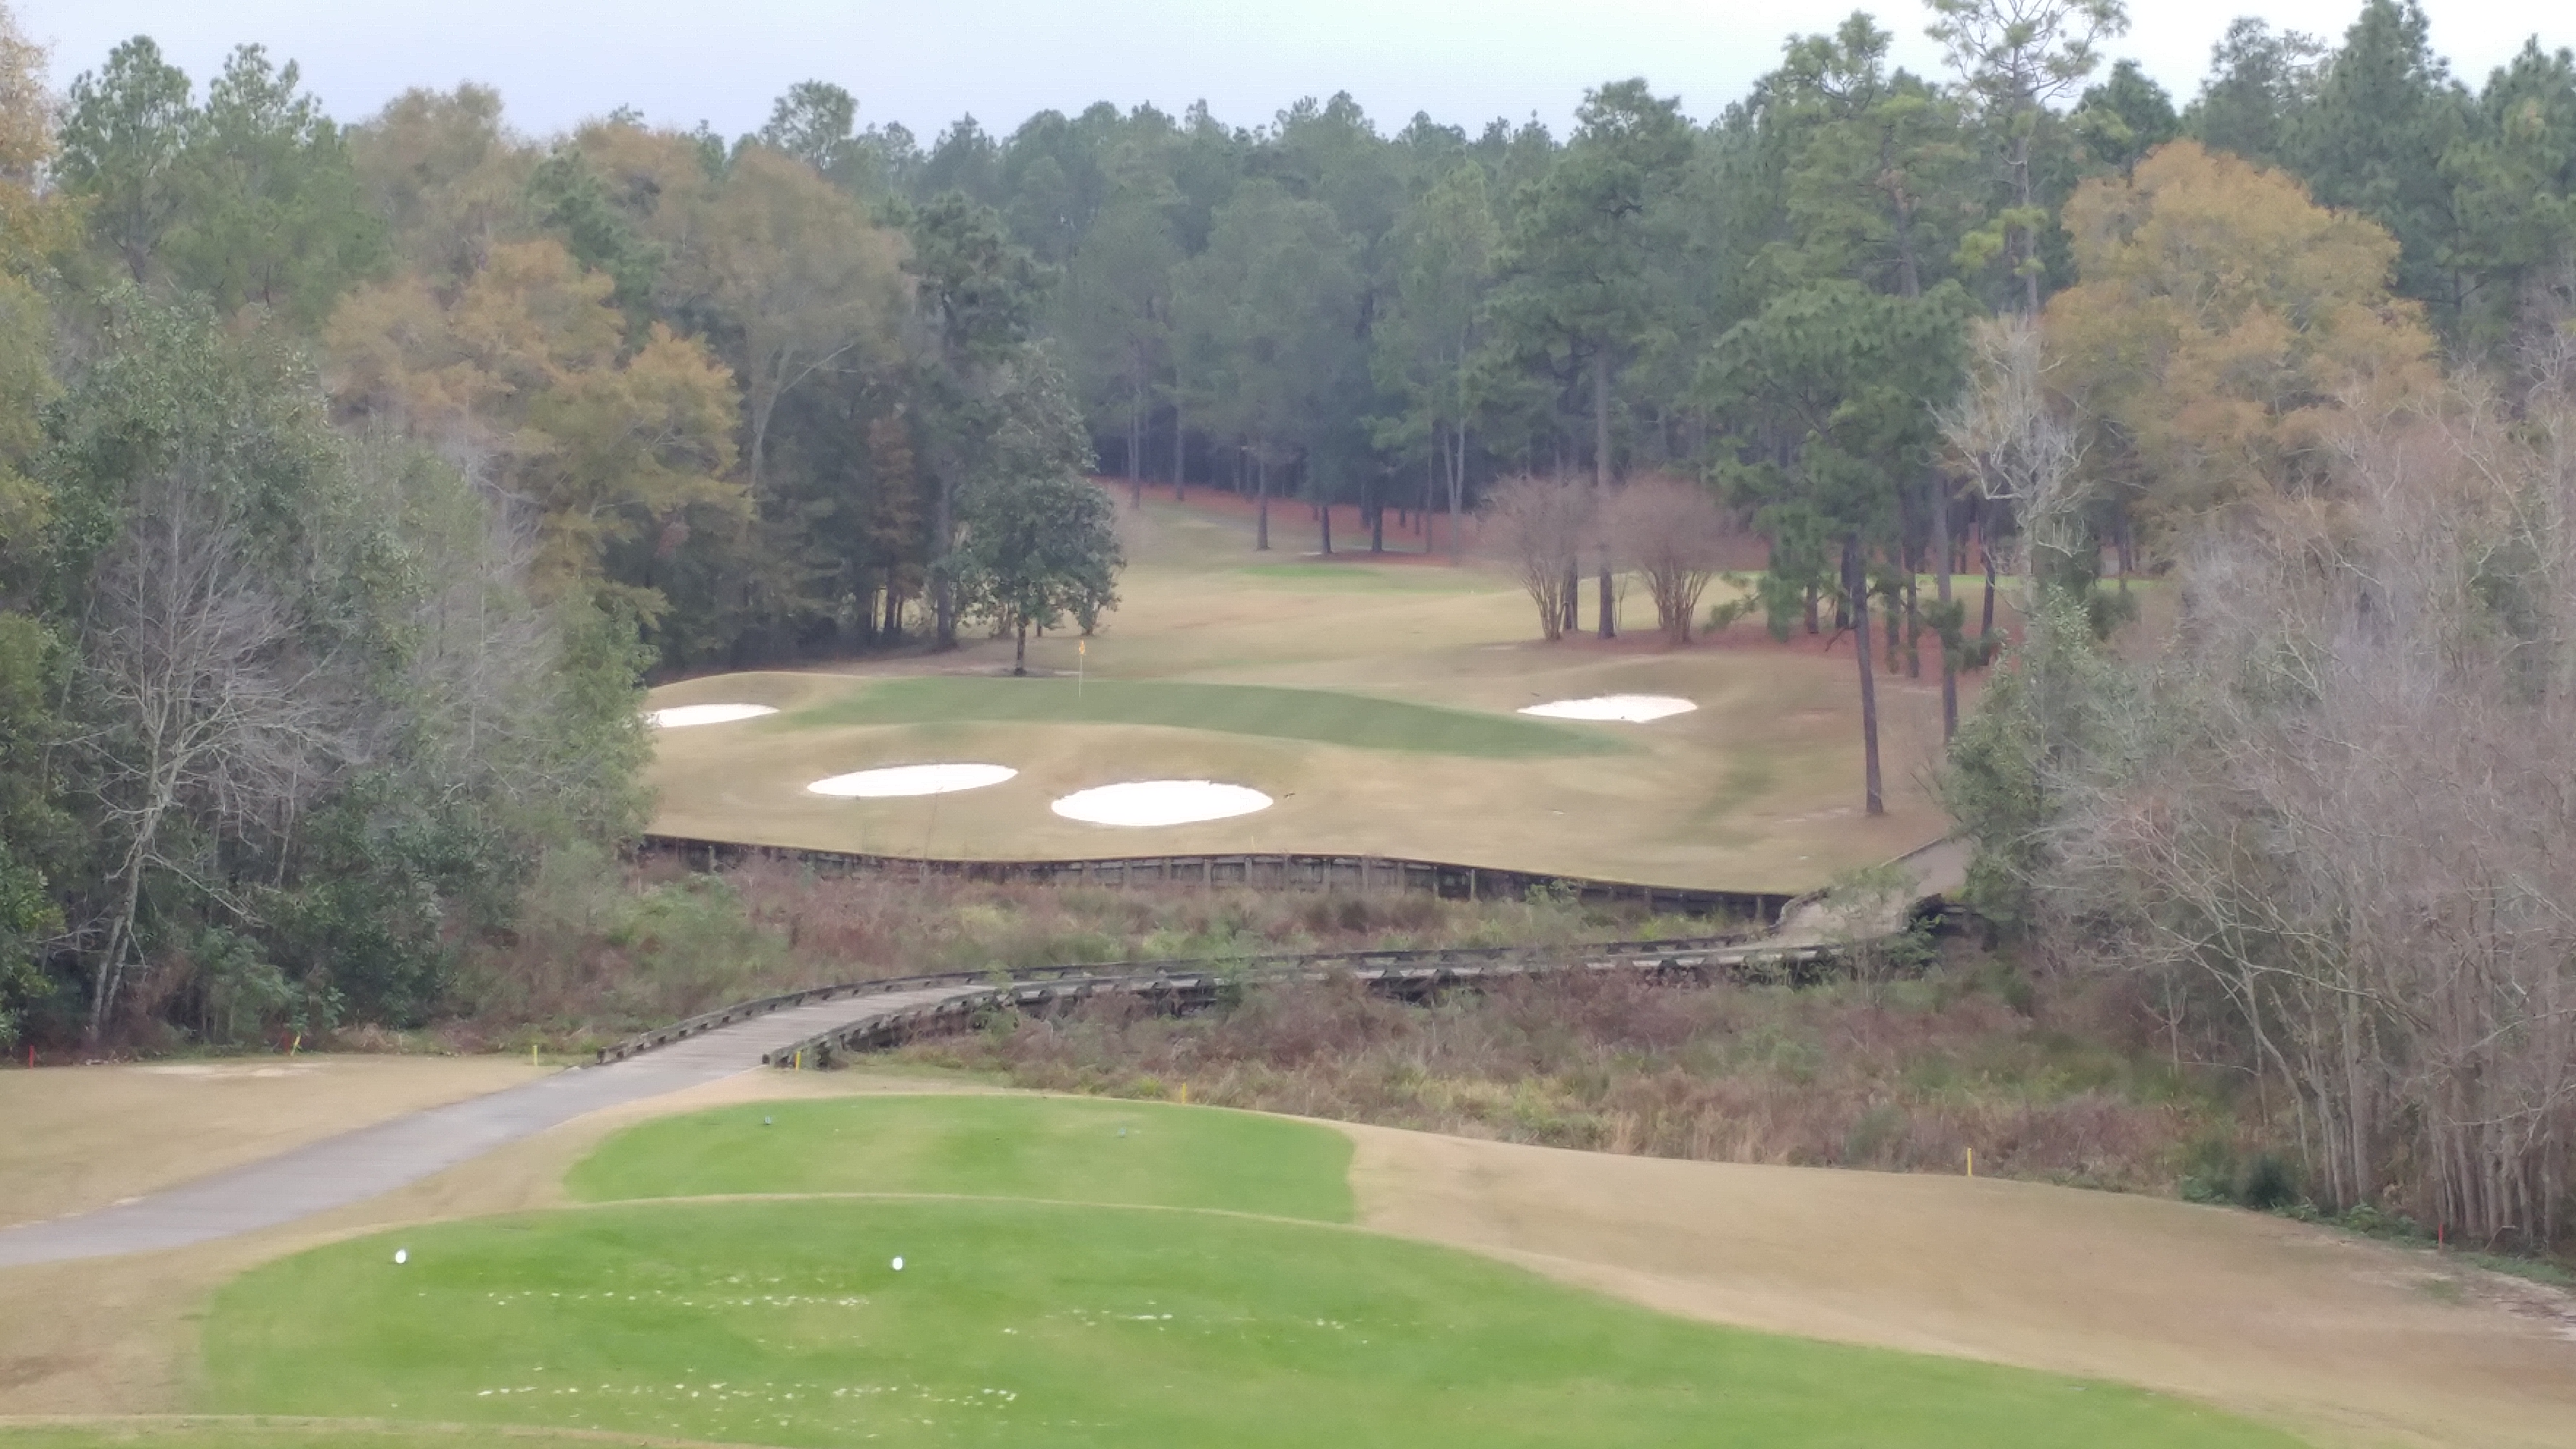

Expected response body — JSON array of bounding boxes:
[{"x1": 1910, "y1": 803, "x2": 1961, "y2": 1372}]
[{"x1": 191, "y1": 1096, "x2": 2289, "y2": 1449}]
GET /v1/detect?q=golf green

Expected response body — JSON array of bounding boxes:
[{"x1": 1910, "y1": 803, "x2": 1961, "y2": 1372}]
[
  {"x1": 783, "y1": 677, "x2": 1615, "y2": 757},
  {"x1": 204, "y1": 1197, "x2": 2293, "y2": 1449},
  {"x1": 566, "y1": 1095, "x2": 1355, "y2": 1222}
]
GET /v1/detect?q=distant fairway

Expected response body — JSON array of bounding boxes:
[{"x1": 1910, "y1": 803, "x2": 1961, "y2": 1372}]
[
  {"x1": 567, "y1": 1095, "x2": 1355, "y2": 1221},
  {"x1": 643, "y1": 493, "x2": 1966, "y2": 891},
  {"x1": 186, "y1": 1096, "x2": 2294, "y2": 1449},
  {"x1": 783, "y1": 676, "x2": 1615, "y2": 758}
]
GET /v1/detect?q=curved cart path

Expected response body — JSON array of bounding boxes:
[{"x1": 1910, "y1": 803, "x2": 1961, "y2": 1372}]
[
  {"x1": 0, "y1": 985, "x2": 974, "y2": 1268},
  {"x1": 0, "y1": 841, "x2": 1971, "y2": 1270}
]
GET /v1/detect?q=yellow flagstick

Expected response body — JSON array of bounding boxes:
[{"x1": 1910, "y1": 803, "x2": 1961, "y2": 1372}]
[{"x1": 1965, "y1": 1147, "x2": 1974, "y2": 1178}]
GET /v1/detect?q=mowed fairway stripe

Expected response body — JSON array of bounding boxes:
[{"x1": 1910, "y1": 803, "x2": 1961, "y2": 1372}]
[
  {"x1": 565, "y1": 1096, "x2": 1355, "y2": 1223},
  {"x1": 786, "y1": 678, "x2": 1616, "y2": 758},
  {"x1": 203, "y1": 1198, "x2": 2296, "y2": 1449}
]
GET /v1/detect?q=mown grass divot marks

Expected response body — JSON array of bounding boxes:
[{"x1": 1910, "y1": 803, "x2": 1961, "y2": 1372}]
[
  {"x1": 646, "y1": 703, "x2": 778, "y2": 728},
  {"x1": 565, "y1": 1096, "x2": 1355, "y2": 1223},
  {"x1": 805, "y1": 764, "x2": 1017, "y2": 798},
  {"x1": 1518, "y1": 694, "x2": 1698, "y2": 723},
  {"x1": 1051, "y1": 780, "x2": 1272, "y2": 827},
  {"x1": 204, "y1": 1197, "x2": 2298, "y2": 1449}
]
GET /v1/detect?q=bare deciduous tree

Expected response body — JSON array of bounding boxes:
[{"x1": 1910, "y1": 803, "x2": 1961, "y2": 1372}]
[
  {"x1": 1605, "y1": 474, "x2": 1739, "y2": 645},
  {"x1": 79, "y1": 456, "x2": 361, "y2": 1038},
  {"x1": 1479, "y1": 474, "x2": 1591, "y2": 641},
  {"x1": 2043, "y1": 390, "x2": 2576, "y2": 1245},
  {"x1": 1941, "y1": 314, "x2": 2084, "y2": 586}
]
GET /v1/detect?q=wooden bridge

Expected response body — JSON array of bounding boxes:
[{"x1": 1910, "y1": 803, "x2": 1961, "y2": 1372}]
[{"x1": 595, "y1": 836, "x2": 1969, "y2": 1072}]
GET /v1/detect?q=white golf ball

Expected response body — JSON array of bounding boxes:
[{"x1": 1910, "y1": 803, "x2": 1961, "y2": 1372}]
[
  {"x1": 891, "y1": 1256, "x2": 904, "y2": 1272},
  {"x1": 394, "y1": 1248, "x2": 408, "y2": 1265}
]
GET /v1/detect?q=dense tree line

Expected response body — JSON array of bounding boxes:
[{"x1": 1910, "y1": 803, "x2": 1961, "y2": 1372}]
[{"x1": 2, "y1": 0, "x2": 2575, "y2": 1250}]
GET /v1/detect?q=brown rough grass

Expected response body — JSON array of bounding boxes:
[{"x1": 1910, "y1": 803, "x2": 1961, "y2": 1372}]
[
  {"x1": 436, "y1": 855, "x2": 1698, "y2": 1050},
  {"x1": 894, "y1": 950, "x2": 2233, "y2": 1193}
]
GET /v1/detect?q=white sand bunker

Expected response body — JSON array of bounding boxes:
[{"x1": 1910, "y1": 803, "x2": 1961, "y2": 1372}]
[
  {"x1": 1052, "y1": 780, "x2": 1273, "y2": 827},
  {"x1": 807, "y1": 763, "x2": 1017, "y2": 798},
  {"x1": 647, "y1": 703, "x2": 778, "y2": 728},
  {"x1": 1519, "y1": 694, "x2": 1698, "y2": 723}
]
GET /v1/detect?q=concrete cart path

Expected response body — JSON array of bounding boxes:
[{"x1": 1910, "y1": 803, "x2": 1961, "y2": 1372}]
[{"x1": 0, "y1": 985, "x2": 976, "y2": 1268}]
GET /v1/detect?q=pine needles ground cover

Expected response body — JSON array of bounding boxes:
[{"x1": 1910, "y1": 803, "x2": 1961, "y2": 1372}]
[
  {"x1": 783, "y1": 677, "x2": 1615, "y2": 758},
  {"x1": 565, "y1": 1095, "x2": 1354, "y2": 1221}
]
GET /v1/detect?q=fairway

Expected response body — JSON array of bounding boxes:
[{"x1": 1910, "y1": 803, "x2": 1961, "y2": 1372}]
[
  {"x1": 645, "y1": 493, "x2": 1960, "y2": 893},
  {"x1": 784, "y1": 676, "x2": 1612, "y2": 757},
  {"x1": 567, "y1": 1095, "x2": 1355, "y2": 1221}
]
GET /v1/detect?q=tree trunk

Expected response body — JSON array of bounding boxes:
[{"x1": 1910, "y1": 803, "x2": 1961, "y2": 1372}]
[
  {"x1": 1255, "y1": 451, "x2": 1270, "y2": 552},
  {"x1": 1014, "y1": 618, "x2": 1029, "y2": 674},
  {"x1": 2013, "y1": 130, "x2": 2041, "y2": 316},
  {"x1": 1319, "y1": 488, "x2": 1332, "y2": 554},
  {"x1": 1597, "y1": 551, "x2": 1615, "y2": 640},
  {"x1": 1804, "y1": 582, "x2": 1819, "y2": 635},
  {"x1": 1592, "y1": 350, "x2": 1611, "y2": 496},
  {"x1": 1980, "y1": 504, "x2": 1998, "y2": 640},
  {"x1": 1448, "y1": 419, "x2": 1467, "y2": 559},
  {"x1": 1933, "y1": 475, "x2": 1958, "y2": 741},
  {"x1": 932, "y1": 459, "x2": 959, "y2": 648},
  {"x1": 1903, "y1": 563, "x2": 1921, "y2": 679},
  {"x1": 1848, "y1": 536, "x2": 1884, "y2": 817},
  {"x1": 1128, "y1": 376, "x2": 1144, "y2": 507}
]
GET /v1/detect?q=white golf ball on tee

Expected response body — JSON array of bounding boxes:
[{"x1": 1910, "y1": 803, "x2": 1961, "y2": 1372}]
[
  {"x1": 891, "y1": 1256, "x2": 904, "y2": 1272},
  {"x1": 394, "y1": 1248, "x2": 408, "y2": 1265}
]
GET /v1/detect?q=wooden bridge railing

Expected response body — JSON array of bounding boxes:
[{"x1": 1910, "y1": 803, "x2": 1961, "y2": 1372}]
[{"x1": 639, "y1": 834, "x2": 1797, "y2": 924}]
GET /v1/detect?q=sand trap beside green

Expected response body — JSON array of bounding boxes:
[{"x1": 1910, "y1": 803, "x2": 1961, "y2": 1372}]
[
  {"x1": 204, "y1": 1197, "x2": 2295, "y2": 1449},
  {"x1": 567, "y1": 1095, "x2": 1354, "y2": 1222},
  {"x1": 785, "y1": 677, "x2": 1616, "y2": 758}
]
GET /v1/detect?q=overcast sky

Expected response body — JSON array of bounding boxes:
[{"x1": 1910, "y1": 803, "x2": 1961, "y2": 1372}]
[{"x1": 15, "y1": 1, "x2": 2560, "y2": 143}]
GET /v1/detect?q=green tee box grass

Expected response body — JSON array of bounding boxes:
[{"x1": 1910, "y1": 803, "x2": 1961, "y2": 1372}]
[
  {"x1": 0, "y1": 1425, "x2": 685, "y2": 1449},
  {"x1": 204, "y1": 1197, "x2": 2294, "y2": 1449},
  {"x1": 784, "y1": 677, "x2": 1615, "y2": 758},
  {"x1": 566, "y1": 1095, "x2": 1355, "y2": 1223}
]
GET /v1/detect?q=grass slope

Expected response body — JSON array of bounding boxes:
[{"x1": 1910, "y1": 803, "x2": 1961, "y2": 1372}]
[
  {"x1": 0, "y1": 1425, "x2": 703, "y2": 1449},
  {"x1": 784, "y1": 677, "x2": 1613, "y2": 758},
  {"x1": 565, "y1": 1096, "x2": 1353, "y2": 1222},
  {"x1": 204, "y1": 1197, "x2": 2291, "y2": 1449}
]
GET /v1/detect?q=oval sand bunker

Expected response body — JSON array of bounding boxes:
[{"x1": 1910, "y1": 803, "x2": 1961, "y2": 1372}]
[
  {"x1": 1052, "y1": 780, "x2": 1272, "y2": 827},
  {"x1": 1519, "y1": 694, "x2": 1697, "y2": 723},
  {"x1": 808, "y1": 763, "x2": 1017, "y2": 798},
  {"x1": 648, "y1": 703, "x2": 778, "y2": 728}
]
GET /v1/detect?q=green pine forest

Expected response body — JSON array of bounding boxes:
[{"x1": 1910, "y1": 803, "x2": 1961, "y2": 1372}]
[{"x1": 3, "y1": 0, "x2": 2574, "y2": 1246}]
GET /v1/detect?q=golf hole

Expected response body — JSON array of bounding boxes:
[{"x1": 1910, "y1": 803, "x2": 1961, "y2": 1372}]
[
  {"x1": 807, "y1": 763, "x2": 1017, "y2": 798},
  {"x1": 646, "y1": 703, "x2": 778, "y2": 728},
  {"x1": 1051, "y1": 780, "x2": 1273, "y2": 827},
  {"x1": 1518, "y1": 694, "x2": 1697, "y2": 723}
]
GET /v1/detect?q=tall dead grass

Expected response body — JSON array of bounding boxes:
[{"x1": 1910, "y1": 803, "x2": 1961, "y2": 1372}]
[
  {"x1": 434, "y1": 850, "x2": 1701, "y2": 1049},
  {"x1": 897, "y1": 954, "x2": 2237, "y2": 1191}
]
